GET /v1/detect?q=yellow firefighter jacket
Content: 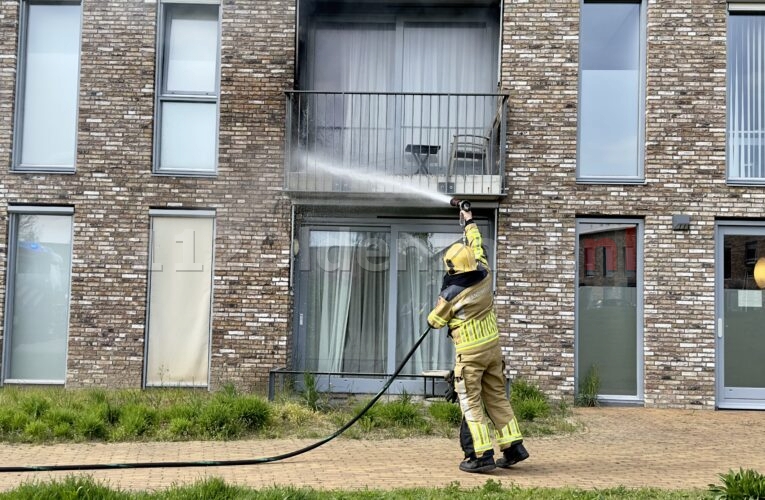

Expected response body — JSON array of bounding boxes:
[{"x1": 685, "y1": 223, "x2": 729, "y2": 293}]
[{"x1": 427, "y1": 222, "x2": 499, "y2": 354}]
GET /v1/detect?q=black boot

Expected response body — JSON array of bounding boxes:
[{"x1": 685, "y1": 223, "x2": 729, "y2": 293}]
[
  {"x1": 496, "y1": 441, "x2": 529, "y2": 468},
  {"x1": 458, "y1": 451, "x2": 496, "y2": 473}
]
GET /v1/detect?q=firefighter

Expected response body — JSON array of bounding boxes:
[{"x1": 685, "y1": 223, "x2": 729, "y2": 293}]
[{"x1": 428, "y1": 208, "x2": 529, "y2": 473}]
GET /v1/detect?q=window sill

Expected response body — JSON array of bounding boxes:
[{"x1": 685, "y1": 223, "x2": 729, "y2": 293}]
[{"x1": 152, "y1": 170, "x2": 218, "y2": 178}]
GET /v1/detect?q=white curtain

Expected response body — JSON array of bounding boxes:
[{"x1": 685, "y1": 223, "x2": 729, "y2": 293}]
[
  {"x1": 401, "y1": 23, "x2": 495, "y2": 169},
  {"x1": 396, "y1": 233, "x2": 455, "y2": 375},
  {"x1": 729, "y1": 15, "x2": 765, "y2": 179},
  {"x1": 311, "y1": 25, "x2": 395, "y2": 170},
  {"x1": 307, "y1": 231, "x2": 388, "y2": 373},
  {"x1": 146, "y1": 216, "x2": 214, "y2": 386},
  {"x1": 309, "y1": 21, "x2": 495, "y2": 173}
]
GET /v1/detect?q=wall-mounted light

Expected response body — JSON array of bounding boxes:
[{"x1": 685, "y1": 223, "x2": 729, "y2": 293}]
[
  {"x1": 672, "y1": 214, "x2": 690, "y2": 231},
  {"x1": 754, "y1": 257, "x2": 765, "y2": 289}
]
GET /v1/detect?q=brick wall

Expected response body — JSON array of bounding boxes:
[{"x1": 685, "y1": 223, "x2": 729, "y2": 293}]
[
  {"x1": 0, "y1": 0, "x2": 295, "y2": 390},
  {"x1": 0, "y1": 0, "x2": 762, "y2": 408},
  {"x1": 499, "y1": 0, "x2": 734, "y2": 408}
]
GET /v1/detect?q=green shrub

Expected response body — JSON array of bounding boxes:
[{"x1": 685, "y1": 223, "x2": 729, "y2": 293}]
[
  {"x1": 709, "y1": 468, "x2": 765, "y2": 499},
  {"x1": 52, "y1": 422, "x2": 73, "y2": 439},
  {"x1": 510, "y1": 379, "x2": 551, "y2": 421},
  {"x1": 576, "y1": 365, "x2": 600, "y2": 407},
  {"x1": 75, "y1": 411, "x2": 108, "y2": 440},
  {"x1": 23, "y1": 420, "x2": 51, "y2": 441},
  {"x1": 44, "y1": 408, "x2": 78, "y2": 427},
  {"x1": 232, "y1": 396, "x2": 271, "y2": 431},
  {"x1": 167, "y1": 417, "x2": 194, "y2": 439},
  {"x1": 513, "y1": 396, "x2": 551, "y2": 421},
  {"x1": 371, "y1": 394, "x2": 426, "y2": 429},
  {"x1": 301, "y1": 372, "x2": 326, "y2": 411},
  {"x1": 277, "y1": 401, "x2": 318, "y2": 426},
  {"x1": 6, "y1": 476, "x2": 125, "y2": 500},
  {"x1": 159, "y1": 402, "x2": 200, "y2": 422},
  {"x1": 98, "y1": 399, "x2": 122, "y2": 426},
  {"x1": 0, "y1": 408, "x2": 29, "y2": 435},
  {"x1": 19, "y1": 394, "x2": 51, "y2": 419},
  {"x1": 116, "y1": 404, "x2": 156, "y2": 438},
  {"x1": 199, "y1": 402, "x2": 242, "y2": 439},
  {"x1": 428, "y1": 401, "x2": 462, "y2": 426}
]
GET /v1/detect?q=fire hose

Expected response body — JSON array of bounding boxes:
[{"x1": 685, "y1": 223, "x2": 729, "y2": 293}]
[{"x1": 0, "y1": 326, "x2": 433, "y2": 473}]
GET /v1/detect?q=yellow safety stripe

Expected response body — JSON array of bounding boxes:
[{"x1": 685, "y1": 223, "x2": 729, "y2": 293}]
[
  {"x1": 428, "y1": 311, "x2": 448, "y2": 329},
  {"x1": 465, "y1": 223, "x2": 489, "y2": 269},
  {"x1": 495, "y1": 417, "x2": 523, "y2": 446},
  {"x1": 454, "y1": 312, "x2": 499, "y2": 353},
  {"x1": 467, "y1": 420, "x2": 494, "y2": 454}
]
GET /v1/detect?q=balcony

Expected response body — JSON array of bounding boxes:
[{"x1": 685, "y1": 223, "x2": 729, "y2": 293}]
[{"x1": 284, "y1": 91, "x2": 507, "y2": 201}]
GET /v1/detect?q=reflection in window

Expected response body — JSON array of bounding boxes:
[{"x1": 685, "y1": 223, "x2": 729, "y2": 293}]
[
  {"x1": 578, "y1": 1, "x2": 642, "y2": 179},
  {"x1": 577, "y1": 222, "x2": 639, "y2": 397},
  {"x1": 6, "y1": 211, "x2": 73, "y2": 382}
]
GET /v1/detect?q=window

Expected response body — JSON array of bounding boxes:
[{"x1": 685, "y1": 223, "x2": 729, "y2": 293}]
[
  {"x1": 727, "y1": 7, "x2": 765, "y2": 182},
  {"x1": 295, "y1": 217, "x2": 494, "y2": 394},
  {"x1": 3, "y1": 207, "x2": 73, "y2": 383},
  {"x1": 13, "y1": 1, "x2": 82, "y2": 171},
  {"x1": 578, "y1": 1, "x2": 645, "y2": 182},
  {"x1": 304, "y1": 14, "x2": 499, "y2": 173},
  {"x1": 154, "y1": 1, "x2": 221, "y2": 175},
  {"x1": 577, "y1": 220, "x2": 643, "y2": 402},
  {"x1": 145, "y1": 211, "x2": 215, "y2": 386}
]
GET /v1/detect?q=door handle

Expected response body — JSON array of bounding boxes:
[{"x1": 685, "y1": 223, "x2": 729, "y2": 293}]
[{"x1": 717, "y1": 317, "x2": 723, "y2": 339}]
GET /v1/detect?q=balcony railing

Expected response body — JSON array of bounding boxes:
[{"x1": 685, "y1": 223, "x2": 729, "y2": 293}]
[{"x1": 284, "y1": 91, "x2": 507, "y2": 199}]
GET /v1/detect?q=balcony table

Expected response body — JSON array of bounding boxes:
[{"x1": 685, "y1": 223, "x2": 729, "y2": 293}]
[{"x1": 405, "y1": 144, "x2": 441, "y2": 174}]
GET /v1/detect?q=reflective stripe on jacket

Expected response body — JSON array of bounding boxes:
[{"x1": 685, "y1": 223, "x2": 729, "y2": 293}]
[{"x1": 427, "y1": 222, "x2": 498, "y2": 353}]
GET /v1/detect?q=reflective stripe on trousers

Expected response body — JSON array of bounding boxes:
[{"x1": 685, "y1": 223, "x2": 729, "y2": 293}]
[{"x1": 454, "y1": 342, "x2": 523, "y2": 456}]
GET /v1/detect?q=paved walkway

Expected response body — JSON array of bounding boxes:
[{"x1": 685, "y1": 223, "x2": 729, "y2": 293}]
[{"x1": 0, "y1": 408, "x2": 764, "y2": 493}]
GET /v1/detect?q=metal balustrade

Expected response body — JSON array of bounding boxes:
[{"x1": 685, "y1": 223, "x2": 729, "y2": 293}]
[{"x1": 284, "y1": 91, "x2": 507, "y2": 198}]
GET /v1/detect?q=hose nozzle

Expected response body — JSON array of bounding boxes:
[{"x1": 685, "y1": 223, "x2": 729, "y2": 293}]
[{"x1": 449, "y1": 198, "x2": 471, "y2": 212}]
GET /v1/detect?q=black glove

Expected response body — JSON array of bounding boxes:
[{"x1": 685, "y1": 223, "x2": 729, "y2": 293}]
[{"x1": 444, "y1": 370, "x2": 458, "y2": 403}]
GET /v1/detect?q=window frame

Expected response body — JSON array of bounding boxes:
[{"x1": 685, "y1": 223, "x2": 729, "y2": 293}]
[
  {"x1": 576, "y1": 0, "x2": 647, "y2": 184},
  {"x1": 144, "y1": 208, "x2": 216, "y2": 388},
  {"x1": 2, "y1": 205, "x2": 75, "y2": 385},
  {"x1": 726, "y1": 4, "x2": 765, "y2": 184},
  {"x1": 575, "y1": 217, "x2": 645, "y2": 404},
  {"x1": 12, "y1": 0, "x2": 83, "y2": 173},
  {"x1": 292, "y1": 212, "x2": 496, "y2": 395},
  {"x1": 153, "y1": 0, "x2": 222, "y2": 176}
]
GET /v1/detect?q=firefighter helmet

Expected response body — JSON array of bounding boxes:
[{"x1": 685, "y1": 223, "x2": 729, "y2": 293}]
[{"x1": 443, "y1": 242, "x2": 477, "y2": 275}]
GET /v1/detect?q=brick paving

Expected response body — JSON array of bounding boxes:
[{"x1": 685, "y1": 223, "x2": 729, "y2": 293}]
[{"x1": 0, "y1": 408, "x2": 763, "y2": 493}]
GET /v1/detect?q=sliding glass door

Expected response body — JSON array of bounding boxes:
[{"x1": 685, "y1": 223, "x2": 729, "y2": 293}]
[{"x1": 295, "y1": 218, "x2": 491, "y2": 393}]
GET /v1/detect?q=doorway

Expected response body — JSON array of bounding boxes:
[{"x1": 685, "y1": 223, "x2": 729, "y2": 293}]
[{"x1": 717, "y1": 223, "x2": 765, "y2": 409}]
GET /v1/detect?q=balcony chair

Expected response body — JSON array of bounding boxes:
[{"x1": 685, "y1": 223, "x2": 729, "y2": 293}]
[{"x1": 447, "y1": 104, "x2": 504, "y2": 177}]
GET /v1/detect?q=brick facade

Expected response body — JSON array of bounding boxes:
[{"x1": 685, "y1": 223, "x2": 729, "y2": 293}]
[
  {"x1": 0, "y1": 0, "x2": 295, "y2": 390},
  {"x1": 499, "y1": 0, "x2": 733, "y2": 408},
  {"x1": 0, "y1": 0, "x2": 762, "y2": 409}
]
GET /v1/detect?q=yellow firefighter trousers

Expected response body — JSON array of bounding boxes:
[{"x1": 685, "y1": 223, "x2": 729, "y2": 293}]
[{"x1": 454, "y1": 341, "x2": 523, "y2": 456}]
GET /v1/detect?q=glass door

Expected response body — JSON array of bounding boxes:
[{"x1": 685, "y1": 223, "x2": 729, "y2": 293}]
[
  {"x1": 576, "y1": 219, "x2": 643, "y2": 402},
  {"x1": 295, "y1": 218, "x2": 492, "y2": 394},
  {"x1": 717, "y1": 225, "x2": 765, "y2": 409}
]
